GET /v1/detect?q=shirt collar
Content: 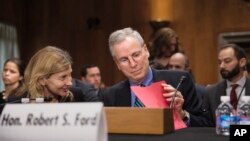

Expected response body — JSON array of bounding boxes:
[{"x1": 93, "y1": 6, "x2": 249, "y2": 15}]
[{"x1": 226, "y1": 76, "x2": 246, "y2": 88}]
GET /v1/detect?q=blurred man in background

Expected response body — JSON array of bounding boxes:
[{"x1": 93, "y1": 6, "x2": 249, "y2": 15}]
[
  {"x1": 81, "y1": 64, "x2": 105, "y2": 89},
  {"x1": 168, "y1": 52, "x2": 206, "y2": 98},
  {"x1": 204, "y1": 44, "x2": 250, "y2": 126}
]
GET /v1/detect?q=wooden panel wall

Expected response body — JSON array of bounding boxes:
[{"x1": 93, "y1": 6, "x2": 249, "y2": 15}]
[
  {"x1": 1, "y1": 0, "x2": 250, "y2": 86},
  {"x1": 19, "y1": 0, "x2": 121, "y2": 85}
]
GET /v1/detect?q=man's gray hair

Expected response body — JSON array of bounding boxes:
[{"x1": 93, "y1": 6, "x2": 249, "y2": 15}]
[{"x1": 108, "y1": 27, "x2": 144, "y2": 56}]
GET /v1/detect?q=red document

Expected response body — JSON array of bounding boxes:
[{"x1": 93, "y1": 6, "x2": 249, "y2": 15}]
[{"x1": 131, "y1": 81, "x2": 187, "y2": 130}]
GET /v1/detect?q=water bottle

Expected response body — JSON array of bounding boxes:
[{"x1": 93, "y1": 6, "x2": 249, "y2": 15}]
[
  {"x1": 237, "y1": 96, "x2": 250, "y2": 125},
  {"x1": 215, "y1": 96, "x2": 236, "y2": 136}
]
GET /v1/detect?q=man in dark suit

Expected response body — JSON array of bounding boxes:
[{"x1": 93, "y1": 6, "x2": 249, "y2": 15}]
[
  {"x1": 99, "y1": 27, "x2": 205, "y2": 127},
  {"x1": 71, "y1": 78, "x2": 99, "y2": 102},
  {"x1": 204, "y1": 44, "x2": 250, "y2": 126}
]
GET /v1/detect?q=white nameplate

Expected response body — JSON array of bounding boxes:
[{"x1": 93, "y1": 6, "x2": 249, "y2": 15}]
[{"x1": 0, "y1": 102, "x2": 107, "y2": 141}]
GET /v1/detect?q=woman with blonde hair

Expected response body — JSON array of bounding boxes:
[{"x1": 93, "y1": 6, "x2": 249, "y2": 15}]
[{"x1": 18, "y1": 46, "x2": 97, "y2": 102}]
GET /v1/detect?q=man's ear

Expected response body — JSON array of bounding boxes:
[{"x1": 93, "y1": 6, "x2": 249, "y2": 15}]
[
  {"x1": 113, "y1": 56, "x2": 122, "y2": 71},
  {"x1": 239, "y1": 58, "x2": 247, "y2": 68},
  {"x1": 81, "y1": 77, "x2": 86, "y2": 82},
  {"x1": 114, "y1": 58, "x2": 122, "y2": 71},
  {"x1": 185, "y1": 67, "x2": 191, "y2": 73},
  {"x1": 144, "y1": 44, "x2": 150, "y2": 58}
]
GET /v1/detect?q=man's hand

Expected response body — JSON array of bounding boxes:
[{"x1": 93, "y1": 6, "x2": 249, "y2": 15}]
[{"x1": 161, "y1": 83, "x2": 185, "y2": 118}]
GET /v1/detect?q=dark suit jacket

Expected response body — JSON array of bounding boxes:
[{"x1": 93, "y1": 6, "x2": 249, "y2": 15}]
[
  {"x1": 204, "y1": 78, "x2": 250, "y2": 126},
  {"x1": 71, "y1": 78, "x2": 99, "y2": 102},
  {"x1": 99, "y1": 68, "x2": 205, "y2": 126}
]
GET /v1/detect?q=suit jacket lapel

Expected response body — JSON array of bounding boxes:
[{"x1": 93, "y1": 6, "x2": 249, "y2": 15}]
[
  {"x1": 115, "y1": 80, "x2": 131, "y2": 106},
  {"x1": 215, "y1": 81, "x2": 227, "y2": 106},
  {"x1": 244, "y1": 78, "x2": 250, "y2": 96},
  {"x1": 152, "y1": 69, "x2": 161, "y2": 82}
]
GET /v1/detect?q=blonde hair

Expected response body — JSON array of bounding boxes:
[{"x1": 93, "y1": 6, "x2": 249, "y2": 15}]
[{"x1": 18, "y1": 46, "x2": 72, "y2": 99}]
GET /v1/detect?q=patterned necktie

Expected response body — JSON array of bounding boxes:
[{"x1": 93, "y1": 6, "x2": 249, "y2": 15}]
[
  {"x1": 134, "y1": 84, "x2": 145, "y2": 107},
  {"x1": 230, "y1": 84, "x2": 238, "y2": 109}
]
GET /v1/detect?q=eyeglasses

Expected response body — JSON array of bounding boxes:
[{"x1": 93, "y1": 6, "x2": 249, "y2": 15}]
[{"x1": 117, "y1": 48, "x2": 144, "y2": 65}]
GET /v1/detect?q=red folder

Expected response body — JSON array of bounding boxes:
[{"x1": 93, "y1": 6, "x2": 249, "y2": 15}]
[{"x1": 131, "y1": 81, "x2": 187, "y2": 130}]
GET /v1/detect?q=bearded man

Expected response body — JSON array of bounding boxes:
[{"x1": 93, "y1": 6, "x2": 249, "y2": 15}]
[{"x1": 203, "y1": 43, "x2": 250, "y2": 126}]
